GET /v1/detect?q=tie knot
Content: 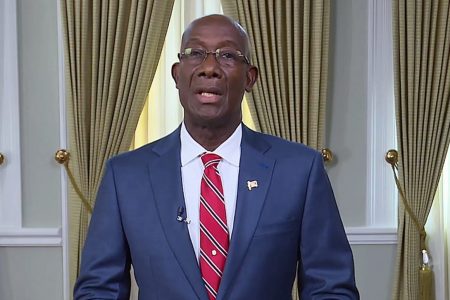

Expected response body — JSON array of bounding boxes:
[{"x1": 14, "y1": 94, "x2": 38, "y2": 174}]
[{"x1": 201, "y1": 153, "x2": 222, "y2": 168}]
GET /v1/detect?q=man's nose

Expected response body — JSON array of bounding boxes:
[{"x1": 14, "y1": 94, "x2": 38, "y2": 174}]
[{"x1": 197, "y1": 53, "x2": 222, "y2": 78}]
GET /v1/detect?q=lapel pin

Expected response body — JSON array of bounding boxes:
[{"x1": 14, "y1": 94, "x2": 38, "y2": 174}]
[{"x1": 247, "y1": 180, "x2": 258, "y2": 191}]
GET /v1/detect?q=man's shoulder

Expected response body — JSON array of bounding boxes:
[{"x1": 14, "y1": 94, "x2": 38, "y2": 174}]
[
  {"x1": 108, "y1": 129, "x2": 179, "y2": 168},
  {"x1": 244, "y1": 126, "x2": 319, "y2": 160}
]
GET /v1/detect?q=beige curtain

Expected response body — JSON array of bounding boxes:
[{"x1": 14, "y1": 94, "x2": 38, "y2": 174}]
[
  {"x1": 60, "y1": 0, "x2": 174, "y2": 292},
  {"x1": 221, "y1": 0, "x2": 330, "y2": 150},
  {"x1": 392, "y1": 0, "x2": 450, "y2": 299}
]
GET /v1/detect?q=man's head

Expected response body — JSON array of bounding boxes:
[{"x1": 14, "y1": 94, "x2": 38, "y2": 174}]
[{"x1": 172, "y1": 14, "x2": 258, "y2": 133}]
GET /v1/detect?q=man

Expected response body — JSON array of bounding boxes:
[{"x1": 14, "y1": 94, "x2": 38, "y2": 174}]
[{"x1": 74, "y1": 14, "x2": 359, "y2": 300}]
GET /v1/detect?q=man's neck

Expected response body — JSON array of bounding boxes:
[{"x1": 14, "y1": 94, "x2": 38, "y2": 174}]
[{"x1": 184, "y1": 121, "x2": 241, "y2": 151}]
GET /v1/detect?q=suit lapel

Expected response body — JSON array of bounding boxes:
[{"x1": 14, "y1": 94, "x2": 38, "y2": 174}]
[
  {"x1": 148, "y1": 129, "x2": 208, "y2": 300},
  {"x1": 217, "y1": 126, "x2": 275, "y2": 299}
]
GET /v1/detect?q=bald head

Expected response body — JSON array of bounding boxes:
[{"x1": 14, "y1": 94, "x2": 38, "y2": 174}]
[{"x1": 181, "y1": 14, "x2": 252, "y2": 58}]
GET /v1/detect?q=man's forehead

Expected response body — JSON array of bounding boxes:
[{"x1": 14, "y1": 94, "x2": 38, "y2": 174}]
[
  {"x1": 184, "y1": 36, "x2": 242, "y2": 47},
  {"x1": 182, "y1": 15, "x2": 248, "y2": 47}
]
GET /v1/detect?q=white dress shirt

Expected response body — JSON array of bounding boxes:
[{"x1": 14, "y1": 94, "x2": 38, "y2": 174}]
[{"x1": 180, "y1": 122, "x2": 241, "y2": 261}]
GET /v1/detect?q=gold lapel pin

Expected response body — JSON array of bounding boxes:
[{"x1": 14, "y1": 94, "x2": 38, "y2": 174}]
[{"x1": 247, "y1": 180, "x2": 258, "y2": 191}]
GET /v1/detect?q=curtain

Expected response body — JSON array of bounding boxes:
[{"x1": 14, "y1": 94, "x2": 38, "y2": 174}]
[
  {"x1": 221, "y1": 0, "x2": 330, "y2": 150},
  {"x1": 391, "y1": 0, "x2": 450, "y2": 299},
  {"x1": 132, "y1": 5, "x2": 184, "y2": 148},
  {"x1": 425, "y1": 153, "x2": 450, "y2": 300},
  {"x1": 60, "y1": 0, "x2": 175, "y2": 292}
]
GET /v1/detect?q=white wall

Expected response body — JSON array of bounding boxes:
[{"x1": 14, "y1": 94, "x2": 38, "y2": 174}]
[
  {"x1": 0, "y1": 247, "x2": 63, "y2": 300},
  {"x1": 328, "y1": 1, "x2": 397, "y2": 299},
  {"x1": 0, "y1": 0, "x2": 65, "y2": 299}
]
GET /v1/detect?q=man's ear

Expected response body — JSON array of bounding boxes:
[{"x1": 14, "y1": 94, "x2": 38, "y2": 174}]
[
  {"x1": 171, "y1": 62, "x2": 180, "y2": 89},
  {"x1": 245, "y1": 65, "x2": 258, "y2": 92}
]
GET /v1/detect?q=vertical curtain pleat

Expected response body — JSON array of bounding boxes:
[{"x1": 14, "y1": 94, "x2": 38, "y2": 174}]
[
  {"x1": 392, "y1": 0, "x2": 450, "y2": 299},
  {"x1": 60, "y1": 0, "x2": 175, "y2": 292},
  {"x1": 221, "y1": 0, "x2": 330, "y2": 150}
]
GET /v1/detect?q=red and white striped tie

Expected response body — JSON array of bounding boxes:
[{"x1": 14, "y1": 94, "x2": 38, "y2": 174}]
[{"x1": 199, "y1": 153, "x2": 229, "y2": 300}]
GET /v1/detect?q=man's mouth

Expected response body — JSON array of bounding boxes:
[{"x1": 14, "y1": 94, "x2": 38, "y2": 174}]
[
  {"x1": 195, "y1": 88, "x2": 223, "y2": 103},
  {"x1": 200, "y1": 91, "x2": 219, "y2": 97}
]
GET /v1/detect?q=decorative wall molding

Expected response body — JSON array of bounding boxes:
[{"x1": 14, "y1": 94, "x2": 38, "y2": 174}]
[
  {"x1": 366, "y1": 0, "x2": 397, "y2": 227},
  {"x1": 0, "y1": 228, "x2": 62, "y2": 247},
  {"x1": 56, "y1": 0, "x2": 69, "y2": 298},
  {"x1": 346, "y1": 227, "x2": 397, "y2": 245},
  {"x1": 0, "y1": 0, "x2": 22, "y2": 228}
]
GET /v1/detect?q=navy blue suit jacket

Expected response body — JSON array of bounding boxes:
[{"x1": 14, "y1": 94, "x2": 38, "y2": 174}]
[{"x1": 74, "y1": 125, "x2": 359, "y2": 299}]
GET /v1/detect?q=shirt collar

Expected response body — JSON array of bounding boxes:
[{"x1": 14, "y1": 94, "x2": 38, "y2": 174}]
[{"x1": 180, "y1": 122, "x2": 242, "y2": 167}]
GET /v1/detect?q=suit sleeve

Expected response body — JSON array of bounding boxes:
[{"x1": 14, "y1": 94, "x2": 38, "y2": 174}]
[
  {"x1": 298, "y1": 152, "x2": 359, "y2": 299},
  {"x1": 73, "y1": 161, "x2": 131, "y2": 300}
]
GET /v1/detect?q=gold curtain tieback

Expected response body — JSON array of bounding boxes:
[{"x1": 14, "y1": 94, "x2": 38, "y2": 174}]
[
  {"x1": 385, "y1": 149, "x2": 426, "y2": 248},
  {"x1": 55, "y1": 149, "x2": 93, "y2": 213},
  {"x1": 321, "y1": 148, "x2": 333, "y2": 163},
  {"x1": 0, "y1": 153, "x2": 5, "y2": 166},
  {"x1": 385, "y1": 149, "x2": 433, "y2": 299}
]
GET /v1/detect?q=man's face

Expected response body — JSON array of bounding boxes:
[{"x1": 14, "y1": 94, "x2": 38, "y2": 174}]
[{"x1": 172, "y1": 16, "x2": 258, "y2": 130}]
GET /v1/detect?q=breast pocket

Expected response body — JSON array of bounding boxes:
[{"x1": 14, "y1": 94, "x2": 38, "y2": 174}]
[{"x1": 253, "y1": 219, "x2": 299, "y2": 238}]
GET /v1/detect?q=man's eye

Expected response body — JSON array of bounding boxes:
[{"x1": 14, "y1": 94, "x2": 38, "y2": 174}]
[
  {"x1": 188, "y1": 49, "x2": 205, "y2": 58},
  {"x1": 220, "y1": 51, "x2": 238, "y2": 60}
]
